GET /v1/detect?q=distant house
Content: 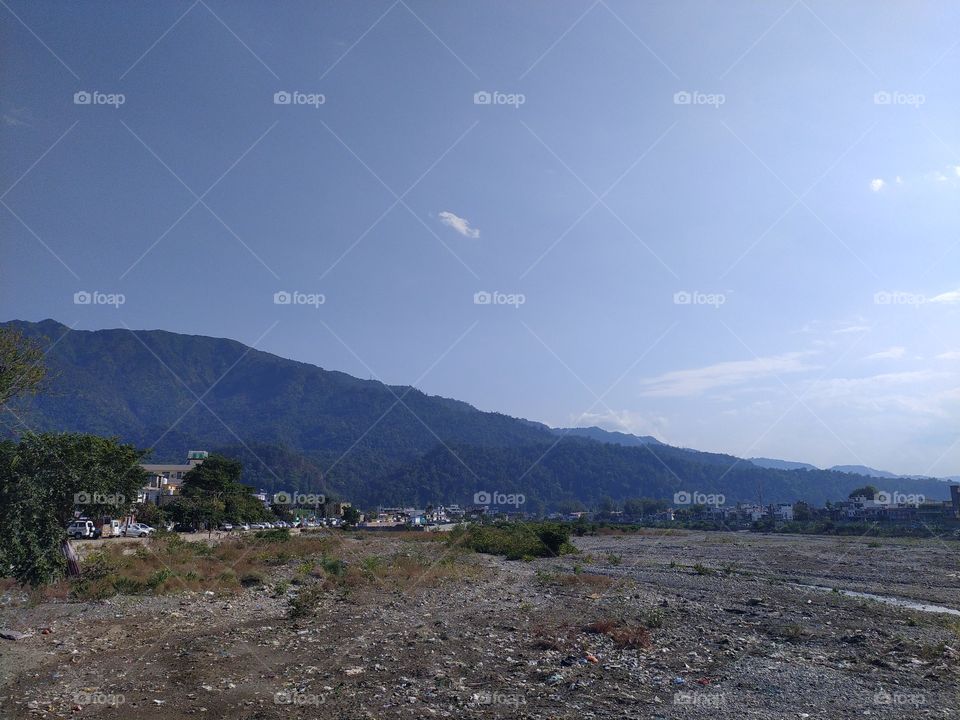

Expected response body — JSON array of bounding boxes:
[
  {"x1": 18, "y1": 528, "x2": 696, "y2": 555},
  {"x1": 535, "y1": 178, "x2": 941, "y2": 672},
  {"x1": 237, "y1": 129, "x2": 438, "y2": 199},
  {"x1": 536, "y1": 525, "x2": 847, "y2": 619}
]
[
  {"x1": 770, "y1": 503, "x2": 794, "y2": 521},
  {"x1": 139, "y1": 450, "x2": 208, "y2": 505},
  {"x1": 736, "y1": 503, "x2": 767, "y2": 522}
]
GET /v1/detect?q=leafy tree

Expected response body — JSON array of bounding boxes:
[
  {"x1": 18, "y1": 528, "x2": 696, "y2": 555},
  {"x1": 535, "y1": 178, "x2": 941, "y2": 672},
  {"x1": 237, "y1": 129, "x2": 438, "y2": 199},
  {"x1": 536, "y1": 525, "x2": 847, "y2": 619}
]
[
  {"x1": 341, "y1": 506, "x2": 361, "y2": 526},
  {"x1": 270, "y1": 502, "x2": 294, "y2": 522},
  {"x1": 623, "y1": 497, "x2": 668, "y2": 518},
  {"x1": 848, "y1": 485, "x2": 878, "y2": 500},
  {"x1": 0, "y1": 327, "x2": 47, "y2": 409},
  {"x1": 793, "y1": 501, "x2": 814, "y2": 522},
  {"x1": 0, "y1": 433, "x2": 146, "y2": 585},
  {"x1": 131, "y1": 501, "x2": 167, "y2": 528},
  {"x1": 179, "y1": 454, "x2": 268, "y2": 526},
  {"x1": 596, "y1": 496, "x2": 617, "y2": 515}
]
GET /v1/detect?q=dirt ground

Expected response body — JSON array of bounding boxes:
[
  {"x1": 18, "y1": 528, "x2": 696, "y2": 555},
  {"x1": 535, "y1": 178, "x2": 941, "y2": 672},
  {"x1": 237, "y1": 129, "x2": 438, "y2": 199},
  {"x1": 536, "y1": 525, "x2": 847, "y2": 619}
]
[{"x1": 1, "y1": 530, "x2": 959, "y2": 719}]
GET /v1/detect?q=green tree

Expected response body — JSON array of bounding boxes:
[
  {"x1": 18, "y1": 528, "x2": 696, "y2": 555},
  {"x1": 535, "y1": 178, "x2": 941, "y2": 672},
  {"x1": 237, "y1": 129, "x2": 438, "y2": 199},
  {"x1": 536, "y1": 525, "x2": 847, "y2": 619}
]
[
  {"x1": 848, "y1": 485, "x2": 878, "y2": 500},
  {"x1": 0, "y1": 433, "x2": 146, "y2": 585},
  {"x1": 341, "y1": 506, "x2": 361, "y2": 526},
  {"x1": 0, "y1": 327, "x2": 47, "y2": 410},
  {"x1": 131, "y1": 501, "x2": 167, "y2": 528},
  {"x1": 180, "y1": 454, "x2": 267, "y2": 526}
]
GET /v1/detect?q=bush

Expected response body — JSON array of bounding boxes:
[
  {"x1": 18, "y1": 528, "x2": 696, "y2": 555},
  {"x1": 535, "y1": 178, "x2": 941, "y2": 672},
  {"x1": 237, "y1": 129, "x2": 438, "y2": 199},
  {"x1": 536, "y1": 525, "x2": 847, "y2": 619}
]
[
  {"x1": 453, "y1": 522, "x2": 576, "y2": 560},
  {"x1": 288, "y1": 582, "x2": 325, "y2": 619},
  {"x1": 255, "y1": 528, "x2": 290, "y2": 542}
]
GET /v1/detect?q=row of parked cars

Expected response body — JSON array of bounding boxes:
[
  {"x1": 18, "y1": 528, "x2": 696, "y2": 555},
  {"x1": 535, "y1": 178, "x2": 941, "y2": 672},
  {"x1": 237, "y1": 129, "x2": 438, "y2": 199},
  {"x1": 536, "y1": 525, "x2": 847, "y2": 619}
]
[
  {"x1": 67, "y1": 518, "x2": 342, "y2": 539},
  {"x1": 217, "y1": 519, "x2": 342, "y2": 531},
  {"x1": 66, "y1": 520, "x2": 155, "y2": 539}
]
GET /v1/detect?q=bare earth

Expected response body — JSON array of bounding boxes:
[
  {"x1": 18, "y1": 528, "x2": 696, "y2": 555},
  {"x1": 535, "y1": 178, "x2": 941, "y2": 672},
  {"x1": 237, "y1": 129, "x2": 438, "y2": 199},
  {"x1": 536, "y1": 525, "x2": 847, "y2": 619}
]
[{"x1": 1, "y1": 530, "x2": 959, "y2": 719}]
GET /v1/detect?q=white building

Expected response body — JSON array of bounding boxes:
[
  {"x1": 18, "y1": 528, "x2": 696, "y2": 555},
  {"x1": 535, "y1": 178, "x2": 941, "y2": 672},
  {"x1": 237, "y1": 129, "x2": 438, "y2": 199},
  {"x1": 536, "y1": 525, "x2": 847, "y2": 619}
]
[{"x1": 771, "y1": 503, "x2": 794, "y2": 521}]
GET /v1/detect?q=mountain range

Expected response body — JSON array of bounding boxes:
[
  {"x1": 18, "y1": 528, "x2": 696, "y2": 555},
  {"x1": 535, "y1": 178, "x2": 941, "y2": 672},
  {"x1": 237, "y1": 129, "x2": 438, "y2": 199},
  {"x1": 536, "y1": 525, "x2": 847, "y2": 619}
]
[
  {"x1": 747, "y1": 458, "x2": 951, "y2": 481},
  {"x1": 4, "y1": 319, "x2": 953, "y2": 510}
]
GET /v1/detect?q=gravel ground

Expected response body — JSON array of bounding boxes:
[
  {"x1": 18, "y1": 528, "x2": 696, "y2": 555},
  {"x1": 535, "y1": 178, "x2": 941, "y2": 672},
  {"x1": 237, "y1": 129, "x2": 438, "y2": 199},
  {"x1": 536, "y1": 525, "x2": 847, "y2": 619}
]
[{"x1": 1, "y1": 530, "x2": 958, "y2": 719}]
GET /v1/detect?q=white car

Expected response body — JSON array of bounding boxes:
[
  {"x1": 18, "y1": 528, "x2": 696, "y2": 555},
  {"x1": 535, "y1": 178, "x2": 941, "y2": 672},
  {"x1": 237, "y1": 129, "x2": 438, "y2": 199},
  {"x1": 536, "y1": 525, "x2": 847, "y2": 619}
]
[
  {"x1": 123, "y1": 522, "x2": 155, "y2": 538},
  {"x1": 67, "y1": 520, "x2": 99, "y2": 539}
]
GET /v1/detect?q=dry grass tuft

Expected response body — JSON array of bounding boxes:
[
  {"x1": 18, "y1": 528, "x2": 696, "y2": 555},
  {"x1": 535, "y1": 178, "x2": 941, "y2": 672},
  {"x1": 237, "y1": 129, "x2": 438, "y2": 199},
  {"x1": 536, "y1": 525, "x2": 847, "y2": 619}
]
[{"x1": 585, "y1": 618, "x2": 653, "y2": 648}]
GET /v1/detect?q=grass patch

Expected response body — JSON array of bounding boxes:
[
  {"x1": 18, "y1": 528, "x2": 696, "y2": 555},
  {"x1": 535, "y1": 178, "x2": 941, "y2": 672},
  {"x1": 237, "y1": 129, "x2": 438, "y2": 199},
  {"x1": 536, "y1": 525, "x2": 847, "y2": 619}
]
[
  {"x1": 286, "y1": 549, "x2": 480, "y2": 616},
  {"x1": 449, "y1": 522, "x2": 576, "y2": 560},
  {"x1": 536, "y1": 570, "x2": 617, "y2": 592},
  {"x1": 70, "y1": 533, "x2": 341, "y2": 599},
  {"x1": 585, "y1": 619, "x2": 653, "y2": 648}
]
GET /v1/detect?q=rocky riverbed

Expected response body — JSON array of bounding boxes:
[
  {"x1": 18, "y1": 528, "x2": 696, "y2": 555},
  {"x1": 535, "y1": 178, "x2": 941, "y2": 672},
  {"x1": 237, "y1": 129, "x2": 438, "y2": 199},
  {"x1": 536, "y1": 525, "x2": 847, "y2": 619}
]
[{"x1": 1, "y1": 530, "x2": 958, "y2": 719}]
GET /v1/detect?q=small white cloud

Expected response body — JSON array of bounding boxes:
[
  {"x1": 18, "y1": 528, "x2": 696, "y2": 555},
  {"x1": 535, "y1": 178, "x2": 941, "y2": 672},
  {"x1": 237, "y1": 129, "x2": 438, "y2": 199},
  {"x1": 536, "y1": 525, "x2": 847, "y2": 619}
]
[
  {"x1": 864, "y1": 346, "x2": 906, "y2": 360},
  {"x1": 638, "y1": 352, "x2": 818, "y2": 398},
  {"x1": 870, "y1": 178, "x2": 886, "y2": 192},
  {"x1": 3, "y1": 113, "x2": 28, "y2": 127},
  {"x1": 895, "y1": 175, "x2": 903, "y2": 184},
  {"x1": 572, "y1": 410, "x2": 669, "y2": 440},
  {"x1": 935, "y1": 350, "x2": 960, "y2": 360},
  {"x1": 833, "y1": 324, "x2": 870, "y2": 335},
  {"x1": 928, "y1": 288, "x2": 960, "y2": 304},
  {"x1": 438, "y1": 211, "x2": 479, "y2": 238}
]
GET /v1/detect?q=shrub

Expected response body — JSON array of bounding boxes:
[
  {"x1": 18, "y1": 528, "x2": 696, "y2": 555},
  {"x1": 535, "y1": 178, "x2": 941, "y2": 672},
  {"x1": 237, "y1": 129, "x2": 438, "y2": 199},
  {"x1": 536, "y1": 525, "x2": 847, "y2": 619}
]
[
  {"x1": 288, "y1": 582, "x2": 325, "y2": 619},
  {"x1": 585, "y1": 619, "x2": 653, "y2": 648},
  {"x1": 255, "y1": 528, "x2": 290, "y2": 542},
  {"x1": 453, "y1": 522, "x2": 576, "y2": 560},
  {"x1": 112, "y1": 576, "x2": 148, "y2": 594}
]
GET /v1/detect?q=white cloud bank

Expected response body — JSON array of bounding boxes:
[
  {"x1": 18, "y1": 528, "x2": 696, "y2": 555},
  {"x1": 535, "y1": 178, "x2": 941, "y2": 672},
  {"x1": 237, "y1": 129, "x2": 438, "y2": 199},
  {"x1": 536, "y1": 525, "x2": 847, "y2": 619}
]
[
  {"x1": 864, "y1": 346, "x2": 906, "y2": 360},
  {"x1": 438, "y1": 211, "x2": 479, "y2": 238},
  {"x1": 928, "y1": 288, "x2": 960, "y2": 305},
  {"x1": 639, "y1": 352, "x2": 818, "y2": 398}
]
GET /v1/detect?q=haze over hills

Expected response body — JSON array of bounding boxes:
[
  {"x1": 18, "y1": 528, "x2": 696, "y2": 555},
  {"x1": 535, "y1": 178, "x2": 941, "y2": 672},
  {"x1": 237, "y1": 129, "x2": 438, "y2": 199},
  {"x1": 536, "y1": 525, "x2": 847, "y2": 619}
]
[
  {"x1": 748, "y1": 458, "x2": 934, "y2": 481},
  {"x1": 4, "y1": 319, "x2": 952, "y2": 509},
  {"x1": 749, "y1": 458, "x2": 819, "y2": 472},
  {"x1": 552, "y1": 427, "x2": 662, "y2": 447}
]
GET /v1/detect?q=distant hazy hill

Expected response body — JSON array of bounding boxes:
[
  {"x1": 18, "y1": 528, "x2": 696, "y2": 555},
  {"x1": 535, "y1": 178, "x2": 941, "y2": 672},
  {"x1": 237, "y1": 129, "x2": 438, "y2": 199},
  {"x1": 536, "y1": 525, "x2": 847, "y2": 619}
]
[
  {"x1": 829, "y1": 465, "x2": 901, "y2": 480},
  {"x1": 4, "y1": 319, "x2": 952, "y2": 508},
  {"x1": 749, "y1": 457, "x2": 819, "y2": 472},
  {"x1": 552, "y1": 426, "x2": 662, "y2": 447}
]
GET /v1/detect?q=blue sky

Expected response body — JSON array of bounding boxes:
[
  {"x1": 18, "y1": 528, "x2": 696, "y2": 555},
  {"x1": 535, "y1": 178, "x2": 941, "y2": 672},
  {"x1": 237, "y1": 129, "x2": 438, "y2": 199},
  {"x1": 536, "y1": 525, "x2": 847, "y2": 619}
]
[{"x1": 2, "y1": 1, "x2": 959, "y2": 476}]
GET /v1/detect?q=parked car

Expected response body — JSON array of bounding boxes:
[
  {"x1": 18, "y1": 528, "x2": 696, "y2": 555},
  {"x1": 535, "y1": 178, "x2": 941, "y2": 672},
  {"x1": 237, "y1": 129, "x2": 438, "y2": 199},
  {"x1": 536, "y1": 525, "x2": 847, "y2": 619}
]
[
  {"x1": 99, "y1": 520, "x2": 122, "y2": 538},
  {"x1": 237, "y1": 523, "x2": 250, "y2": 531},
  {"x1": 122, "y1": 522, "x2": 155, "y2": 538},
  {"x1": 218, "y1": 523, "x2": 234, "y2": 531},
  {"x1": 67, "y1": 520, "x2": 100, "y2": 539},
  {"x1": 172, "y1": 523, "x2": 198, "y2": 533}
]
